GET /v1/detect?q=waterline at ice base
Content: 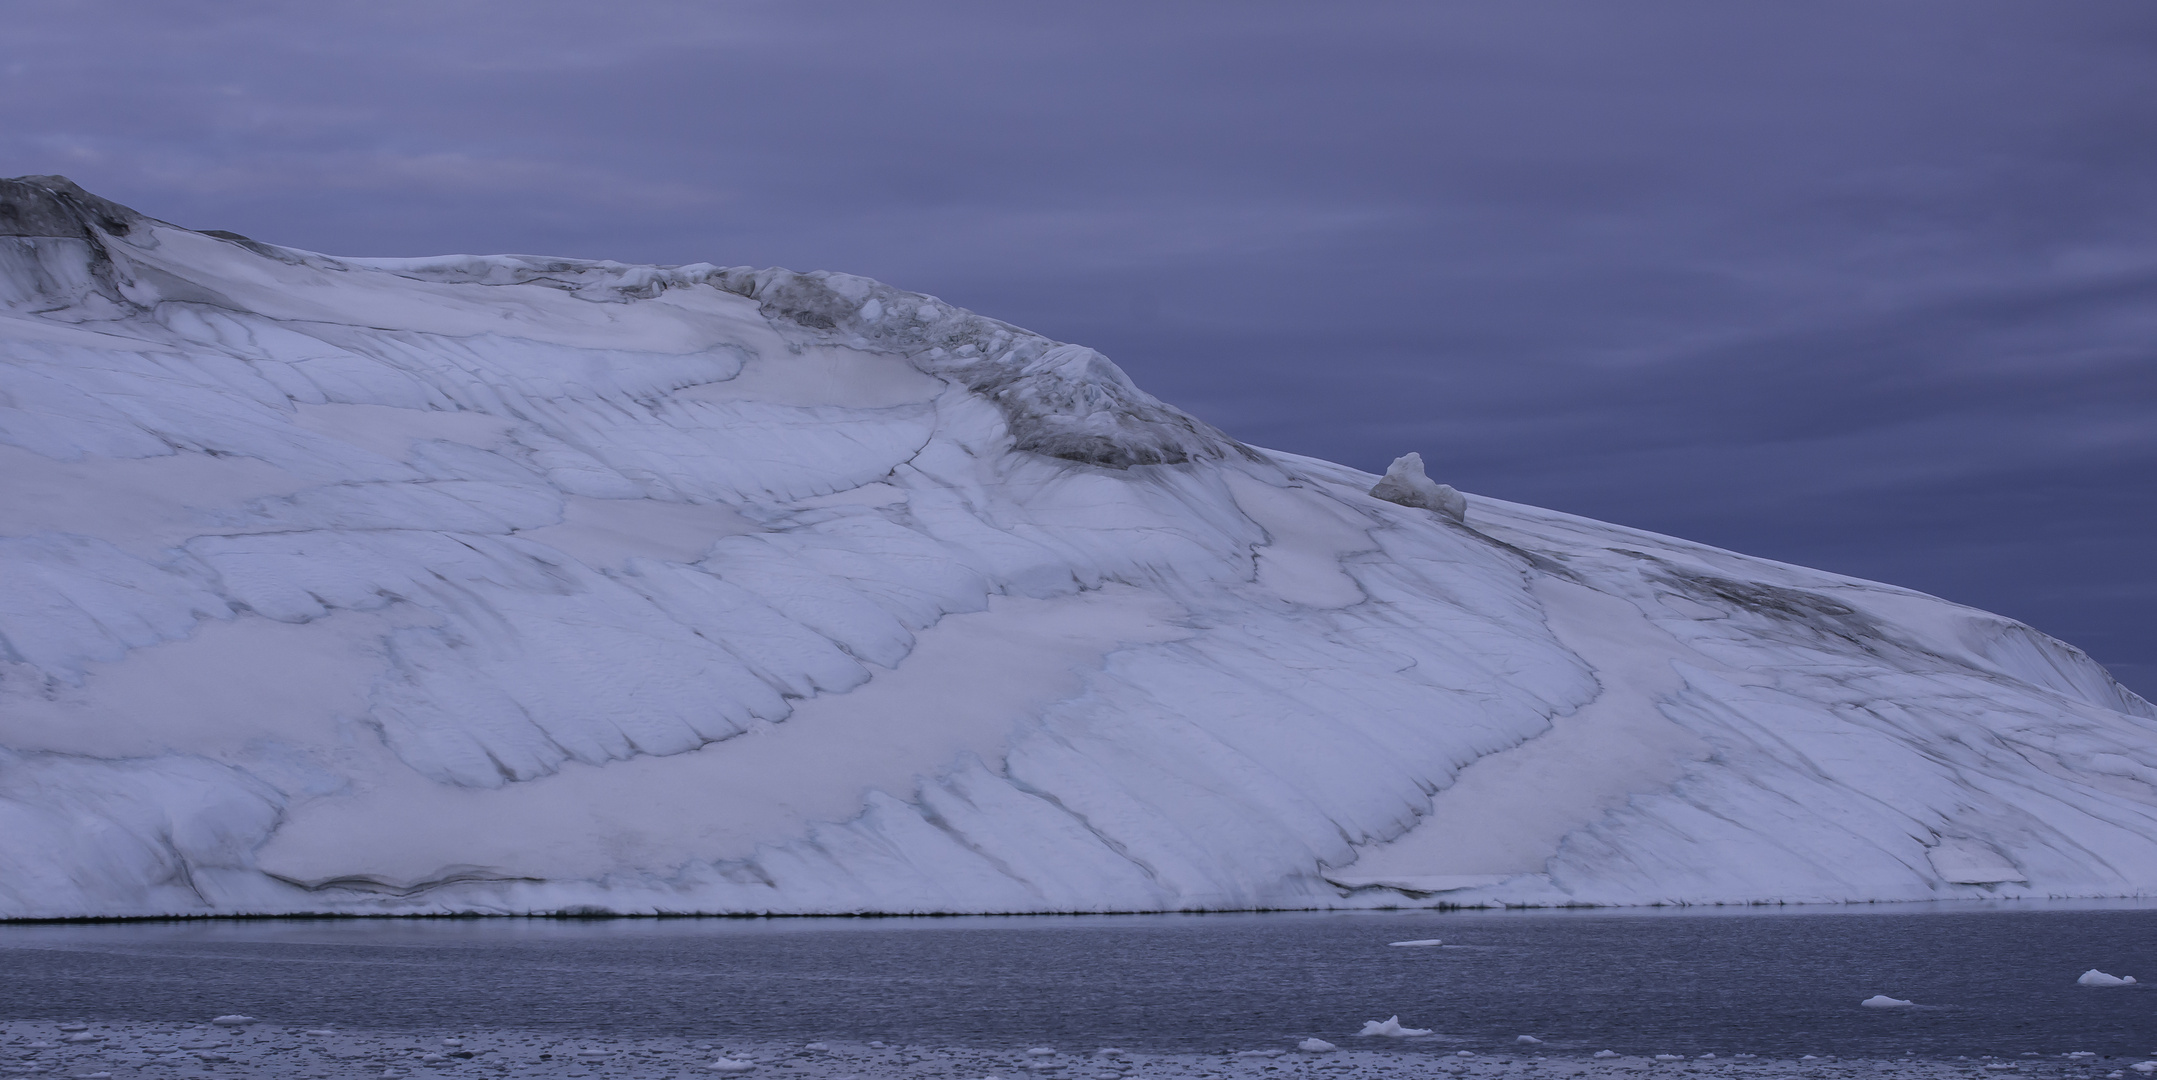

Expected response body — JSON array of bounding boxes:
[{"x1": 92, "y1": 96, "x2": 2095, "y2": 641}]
[{"x1": 3, "y1": 174, "x2": 2154, "y2": 919}]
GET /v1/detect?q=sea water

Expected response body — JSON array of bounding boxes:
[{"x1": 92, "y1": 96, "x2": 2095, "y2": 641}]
[{"x1": 2, "y1": 903, "x2": 2151, "y2": 1058}]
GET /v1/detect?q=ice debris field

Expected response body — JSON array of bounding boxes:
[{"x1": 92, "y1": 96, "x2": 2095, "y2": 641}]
[
  {"x1": 5, "y1": 173, "x2": 2157, "y2": 919},
  {"x1": 7, "y1": 1020, "x2": 2157, "y2": 1080}
]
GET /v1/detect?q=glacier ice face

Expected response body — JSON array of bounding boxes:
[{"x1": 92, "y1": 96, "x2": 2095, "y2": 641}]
[{"x1": 3, "y1": 175, "x2": 2157, "y2": 918}]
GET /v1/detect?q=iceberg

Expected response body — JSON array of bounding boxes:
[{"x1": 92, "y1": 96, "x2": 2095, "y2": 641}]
[
  {"x1": 1356, "y1": 1018, "x2": 1433, "y2": 1038},
  {"x1": 4, "y1": 175, "x2": 2157, "y2": 919},
  {"x1": 2077, "y1": 970, "x2": 2137, "y2": 986}
]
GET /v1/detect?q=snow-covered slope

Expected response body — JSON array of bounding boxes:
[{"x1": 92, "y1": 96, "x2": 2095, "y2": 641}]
[{"x1": 4, "y1": 174, "x2": 2155, "y2": 919}]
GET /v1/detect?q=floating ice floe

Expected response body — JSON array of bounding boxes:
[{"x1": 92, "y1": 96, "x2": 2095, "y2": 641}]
[
  {"x1": 706, "y1": 1059, "x2": 755, "y2": 1074},
  {"x1": 1516, "y1": 1035, "x2": 1543, "y2": 1045},
  {"x1": 1595, "y1": 1050, "x2": 1619, "y2": 1059},
  {"x1": 209, "y1": 1016, "x2": 255, "y2": 1027},
  {"x1": 1655, "y1": 1054, "x2": 1684, "y2": 1061},
  {"x1": 1026, "y1": 1047, "x2": 1056, "y2": 1056},
  {"x1": 1389, "y1": 939, "x2": 1444, "y2": 948},
  {"x1": 2079, "y1": 970, "x2": 2138, "y2": 986},
  {"x1": 1298, "y1": 1039, "x2": 1337, "y2": 1053},
  {"x1": 1861, "y1": 995, "x2": 1916, "y2": 1008},
  {"x1": 1357, "y1": 1017, "x2": 1434, "y2": 1037},
  {"x1": 2132, "y1": 1063, "x2": 2157, "y2": 1074}
]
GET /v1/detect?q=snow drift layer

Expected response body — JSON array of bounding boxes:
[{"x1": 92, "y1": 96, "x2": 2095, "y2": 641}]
[{"x1": 3, "y1": 174, "x2": 2156, "y2": 919}]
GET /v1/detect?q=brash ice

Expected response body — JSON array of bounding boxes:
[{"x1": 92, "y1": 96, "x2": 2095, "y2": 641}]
[{"x1": 3, "y1": 175, "x2": 2154, "y2": 918}]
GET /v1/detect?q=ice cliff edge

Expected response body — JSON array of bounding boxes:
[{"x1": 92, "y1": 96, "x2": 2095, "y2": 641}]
[{"x1": 3, "y1": 176, "x2": 2155, "y2": 919}]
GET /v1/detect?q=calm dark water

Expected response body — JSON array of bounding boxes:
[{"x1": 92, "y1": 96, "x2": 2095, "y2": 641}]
[{"x1": 2, "y1": 905, "x2": 2153, "y2": 1058}]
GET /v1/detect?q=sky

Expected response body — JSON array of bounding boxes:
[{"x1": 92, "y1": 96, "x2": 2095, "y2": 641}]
[{"x1": 5, "y1": 1, "x2": 2154, "y2": 694}]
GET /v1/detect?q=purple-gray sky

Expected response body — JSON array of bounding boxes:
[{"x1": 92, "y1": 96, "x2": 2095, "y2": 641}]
[{"x1": 7, "y1": 1, "x2": 2154, "y2": 692}]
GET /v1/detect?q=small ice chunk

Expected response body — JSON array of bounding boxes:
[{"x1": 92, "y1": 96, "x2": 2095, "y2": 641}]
[
  {"x1": 806, "y1": 1043, "x2": 829, "y2": 1052},
  {"x1": 2071, "y1": 1053, "x2": 2099, "y2": 1059},
  {"x1": 2132, "y1": 1064, "x2": 2157, "y2": 1075},
  {"x1": 1026, "y1": 1047, "x2": 1057, "y2": 1056},
  {"x1": 210, "y1": 1015, "x2": 256, "y2": 1026},
  {"x1": 1457, "y1": 1051, "x2": 1477, "y2": 1057},
  {"x1": 1655, "y1": 1054, "x2": 1684, "y2": 1061},
  {"x1": 1390, "y1": 939, "x2": 1444, "y2": 948},
  {"x1": 1517, "y1": 1036, "x2": 1543, "y2": 1045},
  {"x1": 1594, "y1": 1051, "x2": 1619, "y2": 1059},
  {"x1": 707, "y1": 1059, "x2": 757, "y2": 1074},
  {"x1": 868, "y1": 1041, "x2": 888, "y2": 1049},
  {"x1": 1368, "y1": 454, "x2": 1467, "y2": 523},
  {"x1": 1299, "y1": 1039, "x2": 1337, "y2": 1053},
  {"x1": 305, "y1": 1029, "x2": 336, "y2": 1036},
  {"x1": 1698, "y1": 1054, "x2": 1716, "y2": 1059},
  {"x1": 1861, "y1": 995, "x2": 1915, "y2": 1008},
  {"x1": 1357, "y1": 1017, "x2": 1434, "y2": 1038},
  {"x1": 2079, "y1": 970, "x2": 2138, "y2": 986}
]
